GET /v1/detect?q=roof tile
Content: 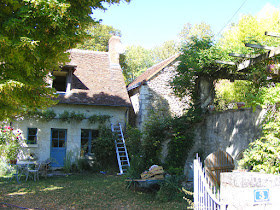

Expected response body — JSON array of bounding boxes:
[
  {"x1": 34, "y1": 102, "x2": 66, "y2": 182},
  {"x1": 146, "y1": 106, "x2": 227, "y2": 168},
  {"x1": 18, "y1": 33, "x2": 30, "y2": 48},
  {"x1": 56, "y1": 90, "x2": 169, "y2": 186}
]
[{"x1": 57, "y1": 49, "x2": 131, "y2": 107}]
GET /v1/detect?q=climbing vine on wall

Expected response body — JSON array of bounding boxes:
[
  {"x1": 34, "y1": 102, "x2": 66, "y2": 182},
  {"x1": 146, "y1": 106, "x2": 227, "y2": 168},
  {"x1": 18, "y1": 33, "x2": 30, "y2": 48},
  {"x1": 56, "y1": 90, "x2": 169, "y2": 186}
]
[
  {"x1": 28, "y1": 109, "x2": 111, "y2": 124},
  {"x1": 126, "y1": 107, "x2": 203, "y2": 176}
]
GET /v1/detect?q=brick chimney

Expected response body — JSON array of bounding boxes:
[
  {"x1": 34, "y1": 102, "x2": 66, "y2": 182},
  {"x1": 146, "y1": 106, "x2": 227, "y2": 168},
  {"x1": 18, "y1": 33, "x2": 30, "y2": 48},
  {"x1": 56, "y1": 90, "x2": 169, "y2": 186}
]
[{"x1": 109, "y1": 36, "x2": 125, "y2": 65}]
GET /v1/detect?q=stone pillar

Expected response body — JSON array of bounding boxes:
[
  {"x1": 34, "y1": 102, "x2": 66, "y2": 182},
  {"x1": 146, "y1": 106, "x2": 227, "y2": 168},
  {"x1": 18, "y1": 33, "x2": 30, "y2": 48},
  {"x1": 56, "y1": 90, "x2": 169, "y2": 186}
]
[
  {"x1": 197, "y1": 76, "x2": 215, "y2": 109},
  {"x1": 220, "y1": 172, "x2": 280, "y2": 210}
]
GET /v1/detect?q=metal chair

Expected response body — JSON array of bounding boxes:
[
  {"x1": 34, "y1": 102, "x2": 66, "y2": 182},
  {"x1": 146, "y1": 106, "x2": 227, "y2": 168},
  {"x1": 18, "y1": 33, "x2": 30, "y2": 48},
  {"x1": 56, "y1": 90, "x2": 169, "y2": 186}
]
[{"x1": 26, "y1": 162, "x2": 41, "y2": 181}]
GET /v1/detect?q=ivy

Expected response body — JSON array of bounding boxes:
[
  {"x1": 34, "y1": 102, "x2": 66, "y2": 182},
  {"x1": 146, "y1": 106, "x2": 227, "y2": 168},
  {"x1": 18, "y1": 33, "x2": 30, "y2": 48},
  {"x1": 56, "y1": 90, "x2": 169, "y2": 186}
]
[
  {"x1": 88, "y1": 114, "x2": 111, "y2": 124},
  {"x1": 70, "y1": 112, "x2": 86, "y2": 121},
  {"x1": 27, "y1": 109, "x2": 111, "y2": 124},
  {"x1": 126, "y1": 106, "x2": 202, "y2": 176}
]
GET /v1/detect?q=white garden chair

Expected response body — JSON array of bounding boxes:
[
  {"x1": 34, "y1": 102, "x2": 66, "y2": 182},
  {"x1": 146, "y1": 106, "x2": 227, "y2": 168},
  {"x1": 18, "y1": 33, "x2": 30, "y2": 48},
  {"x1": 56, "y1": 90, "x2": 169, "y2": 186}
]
[{"x1": 25, "y1": 162, "x2": 41, "y2": 181}]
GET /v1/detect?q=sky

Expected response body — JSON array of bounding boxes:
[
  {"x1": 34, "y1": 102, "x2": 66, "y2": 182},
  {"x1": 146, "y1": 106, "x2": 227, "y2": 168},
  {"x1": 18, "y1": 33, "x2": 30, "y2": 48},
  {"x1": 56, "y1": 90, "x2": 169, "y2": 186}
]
[{"x1": 92, "y1": 0, "x2": 280, "y2": 49}]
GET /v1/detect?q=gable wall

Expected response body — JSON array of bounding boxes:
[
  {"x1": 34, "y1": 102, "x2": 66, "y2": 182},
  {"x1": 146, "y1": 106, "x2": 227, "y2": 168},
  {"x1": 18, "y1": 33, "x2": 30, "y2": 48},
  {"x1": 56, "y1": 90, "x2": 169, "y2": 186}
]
[
  {"x1": 13, "y1": 104, "x2": 128, "y2": 162},
  {"x1": 129, "y1": 61, "x2": 190, "y2": 130}
]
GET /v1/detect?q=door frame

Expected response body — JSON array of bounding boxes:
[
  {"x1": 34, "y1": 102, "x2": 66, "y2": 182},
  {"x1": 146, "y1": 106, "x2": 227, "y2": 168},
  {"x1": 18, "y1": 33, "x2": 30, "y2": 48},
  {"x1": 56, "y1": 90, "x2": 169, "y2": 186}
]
[{"x1": 50, "y1": 128, "x2": 67, "y2": 167}]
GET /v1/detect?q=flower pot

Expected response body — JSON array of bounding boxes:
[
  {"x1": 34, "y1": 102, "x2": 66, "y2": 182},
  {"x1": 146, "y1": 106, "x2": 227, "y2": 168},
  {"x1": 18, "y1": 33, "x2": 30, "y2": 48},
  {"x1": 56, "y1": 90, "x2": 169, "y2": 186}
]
[
  {"x1": 9, "y1": 159, "x2": 17, "y2": 164},
  {"x1": 237, "y1": 102, "x2": 245, "y2": 109},
  {"x1": 208, "y1": 105, "x2": 215, "y2": 113}
]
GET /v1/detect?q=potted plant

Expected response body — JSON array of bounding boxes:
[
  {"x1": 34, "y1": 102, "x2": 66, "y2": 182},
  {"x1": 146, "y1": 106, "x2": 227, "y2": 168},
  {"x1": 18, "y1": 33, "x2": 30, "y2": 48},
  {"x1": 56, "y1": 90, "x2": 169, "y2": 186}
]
[{"x1": 0, "y1": 125, "x2": 23, "y2": 164}]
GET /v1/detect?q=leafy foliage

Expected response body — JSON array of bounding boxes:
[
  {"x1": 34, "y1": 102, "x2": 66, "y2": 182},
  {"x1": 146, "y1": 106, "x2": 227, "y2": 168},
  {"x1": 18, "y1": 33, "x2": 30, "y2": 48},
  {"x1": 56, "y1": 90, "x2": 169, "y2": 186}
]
[
  {"x1": 0, "y1": 0, "x2": 130, "y2": 120},
  {"x1": 88, "y1": 114, "x2": 111, "y2": 124},
  {"x1": 239, "y1": 84, "x2": 280, "y2": 174},
  {"x1": 121, "y1": 45, "x2": 154, "y2": 84},
  {"x1": 171, "y1": 33, "x2": 222, "y2": 101},
  {"x1": 0, "y1": 125, "x2": 24, "y2": 160},
  {"x1": 92, "y1": 125, "x2": 117, "y2": 170},
  {"x1": 126, "y1": 107, "x2": 201, "y2": 177},
  {"x1": 122, "y1": 40, "x2": 180, "y2": 84},
  {"x1": 76, "y1": 23, "x2": 121, "y2": 51},
  {"x1": 214, "y1": 79, "x2": 259, "y2": 110}
]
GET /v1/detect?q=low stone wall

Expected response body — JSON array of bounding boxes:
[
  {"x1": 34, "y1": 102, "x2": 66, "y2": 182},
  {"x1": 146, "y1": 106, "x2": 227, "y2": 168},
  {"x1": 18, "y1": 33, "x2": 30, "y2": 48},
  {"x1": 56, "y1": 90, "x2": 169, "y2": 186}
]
[{"x1": 220, "y1": 172, "x2": 280, "y2": 210}]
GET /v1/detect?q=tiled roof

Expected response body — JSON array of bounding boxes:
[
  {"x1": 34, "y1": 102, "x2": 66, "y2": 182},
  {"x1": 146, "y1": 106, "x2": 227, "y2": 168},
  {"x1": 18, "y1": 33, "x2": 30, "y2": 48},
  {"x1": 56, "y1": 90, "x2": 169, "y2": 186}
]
[
  {"x1": 56, "y1": 49, "x2": 131, "y2": 107},
  {"x1": 127, "y1": 54, "x2": 180, "y2": 91}
]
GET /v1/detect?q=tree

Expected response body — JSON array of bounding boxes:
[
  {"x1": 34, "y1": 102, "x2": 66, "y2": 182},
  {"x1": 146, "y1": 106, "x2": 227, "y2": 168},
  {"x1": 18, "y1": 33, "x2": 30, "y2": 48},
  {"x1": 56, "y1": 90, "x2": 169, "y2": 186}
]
[
  {"x1": 122, "y1": 40, "x2": 180, "y2": 84},
  {"x1": 171, "y1": 23, "x2": 222, "y2": 102},
  {"x1": 0, "y1": 0, "x2": 130, "y2": 121},
  {"x1": 171, "y1": 6, "x2": 280, "y2": 174},
  {"x1": 151, "y1": 40, "x2": 180, "y2": 63},
  {"x1": 76, "y1": 23, "x2": 121, "y2": 51},
  {"x1": 179, "y1": 22, "x2": 214, "y2": 45},
  {"x1": 121, "y1": 45, "x2": 154, "y2": 84}
]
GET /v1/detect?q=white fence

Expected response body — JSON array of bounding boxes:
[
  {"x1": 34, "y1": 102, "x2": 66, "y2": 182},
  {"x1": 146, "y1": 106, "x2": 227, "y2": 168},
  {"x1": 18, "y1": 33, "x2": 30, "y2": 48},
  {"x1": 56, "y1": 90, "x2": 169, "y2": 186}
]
[{"x1": 193, "y1": 154, "x2": 227, "y2": 210}]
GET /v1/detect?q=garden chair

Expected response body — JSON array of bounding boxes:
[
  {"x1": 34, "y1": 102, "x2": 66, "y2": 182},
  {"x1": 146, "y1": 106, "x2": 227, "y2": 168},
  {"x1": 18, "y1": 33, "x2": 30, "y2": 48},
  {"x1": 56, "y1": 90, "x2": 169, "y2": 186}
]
[
  {"x1": 40, "y1": 159, "x2": 51, "y2": 178},
  {"x1": 26, "y1": 162, "x2": 41, "y2": 181}
]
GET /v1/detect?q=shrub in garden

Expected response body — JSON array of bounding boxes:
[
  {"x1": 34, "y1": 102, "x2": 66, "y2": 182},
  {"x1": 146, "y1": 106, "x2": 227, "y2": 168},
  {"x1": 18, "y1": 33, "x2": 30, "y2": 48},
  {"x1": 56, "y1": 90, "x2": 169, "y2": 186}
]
[{"x1": 0, "y1": 125, "x2": 24, "y2": 162}]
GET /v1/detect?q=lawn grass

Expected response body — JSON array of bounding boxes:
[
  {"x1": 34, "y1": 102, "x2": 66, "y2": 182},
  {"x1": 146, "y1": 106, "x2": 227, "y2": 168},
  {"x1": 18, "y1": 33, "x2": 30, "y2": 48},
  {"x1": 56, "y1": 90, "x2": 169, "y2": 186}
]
[{"x1": 0, "y1": 173, "x2": 188, "y2": 209}]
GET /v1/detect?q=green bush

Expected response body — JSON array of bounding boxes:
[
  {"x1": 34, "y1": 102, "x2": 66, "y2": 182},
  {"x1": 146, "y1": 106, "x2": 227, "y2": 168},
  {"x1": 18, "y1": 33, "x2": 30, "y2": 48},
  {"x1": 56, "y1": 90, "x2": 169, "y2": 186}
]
[
  {"x1": 239, "y1": 84, "x2": 280, "y2": 174},
  {"x1": 156, "y1": 175, "x2": 185, "y2": 202},
  {"x1": 92, "y1": 126, "x2": 116, "y2": 170}
]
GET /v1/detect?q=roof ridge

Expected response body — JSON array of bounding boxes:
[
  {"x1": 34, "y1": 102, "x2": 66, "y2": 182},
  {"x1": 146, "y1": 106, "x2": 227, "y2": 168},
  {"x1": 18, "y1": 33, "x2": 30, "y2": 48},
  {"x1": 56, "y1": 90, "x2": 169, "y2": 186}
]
[
  {"x1": 68, "y1": 49, "x2": 109, "y2": 55},
  {"x1": 127, "y1": 53, "x2": 180, "y2": 91},
  {"x1": 147, "y1": 53, "x2": 180, "y2": 71}
]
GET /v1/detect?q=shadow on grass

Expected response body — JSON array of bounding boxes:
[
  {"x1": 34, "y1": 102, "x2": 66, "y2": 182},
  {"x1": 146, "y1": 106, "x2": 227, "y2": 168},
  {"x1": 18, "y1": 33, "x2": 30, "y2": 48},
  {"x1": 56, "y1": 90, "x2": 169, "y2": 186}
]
[{"x1": 0, "y1": 173, "x2": 187, "y2": 209}]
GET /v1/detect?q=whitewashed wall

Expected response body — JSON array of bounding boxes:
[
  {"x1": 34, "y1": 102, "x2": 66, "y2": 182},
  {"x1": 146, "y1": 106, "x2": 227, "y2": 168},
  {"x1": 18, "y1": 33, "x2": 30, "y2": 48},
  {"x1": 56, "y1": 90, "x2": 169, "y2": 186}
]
[{"x1": 12, "y1": 104, "x2": 128, "y2": 162}]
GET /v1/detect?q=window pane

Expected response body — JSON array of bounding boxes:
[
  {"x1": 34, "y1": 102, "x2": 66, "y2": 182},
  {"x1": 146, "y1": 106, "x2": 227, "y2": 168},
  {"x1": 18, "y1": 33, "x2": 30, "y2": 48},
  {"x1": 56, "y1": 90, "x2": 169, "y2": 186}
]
[
  {"x1": 81, "y1": 129, "x2": 99, "y2": 156},
  {"x1": 59, "y1": 140, "x2": 65, "y2": 147},
  {"x1": 29, "y1": 129, "x2": 37, "y2": 136},
  {"x1": 27, "y1": 128, "x2": 37, "y2": 144},
  {"x1": 81, "y1": 130, "x2": 89, "y2": 139},
  {"x1": 52, "y1": 140, "x2": 59, "y2": 147},
  {"x1": 53, "y1": 76, "x2": 66, "y2": 92},
  {"x1": 59, "y1": 130, "x2": 65, "y2": 139},
  {"x1": 52, "y1": 130, "x2": 58, "y2": 138}
]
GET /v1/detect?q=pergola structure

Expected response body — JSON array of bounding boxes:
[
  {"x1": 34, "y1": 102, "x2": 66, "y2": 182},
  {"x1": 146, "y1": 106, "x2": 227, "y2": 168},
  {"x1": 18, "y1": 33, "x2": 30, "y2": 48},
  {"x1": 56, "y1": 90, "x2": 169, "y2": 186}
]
[
  {"x1": 196, "y1": 32, "x2": 280, "y2": 109},
  {"x1": 215, "y1": 31, "x2": 280, "y2": 82}
]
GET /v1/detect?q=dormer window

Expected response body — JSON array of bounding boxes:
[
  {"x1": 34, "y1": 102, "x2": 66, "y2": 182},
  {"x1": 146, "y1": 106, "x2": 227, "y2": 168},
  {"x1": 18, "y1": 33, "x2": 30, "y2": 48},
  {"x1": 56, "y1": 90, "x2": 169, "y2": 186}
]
[
  {"x1": 51, "y1": 66, "x2": 76, "y2": 94},
  {"x1": 53, "y1": 70, "x2": 68, "y2": 92}
]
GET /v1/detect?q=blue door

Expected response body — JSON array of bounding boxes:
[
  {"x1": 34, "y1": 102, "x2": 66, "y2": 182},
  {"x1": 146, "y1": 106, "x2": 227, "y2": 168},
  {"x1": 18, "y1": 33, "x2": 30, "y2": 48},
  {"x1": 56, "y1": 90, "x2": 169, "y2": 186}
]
[{"x1": 50, "y1": 129, "x2": 67, "y2": 167}]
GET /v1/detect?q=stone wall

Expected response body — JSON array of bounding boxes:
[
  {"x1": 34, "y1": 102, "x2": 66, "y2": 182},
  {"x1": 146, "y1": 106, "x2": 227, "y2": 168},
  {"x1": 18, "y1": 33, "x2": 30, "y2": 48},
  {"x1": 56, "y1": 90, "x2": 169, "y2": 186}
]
[
  {"x1": 185, "y1": 107, "x2": 266, "y2": 180},
  {"x1": 129, "y1": 60, "x2": 190, "y2": 130}
]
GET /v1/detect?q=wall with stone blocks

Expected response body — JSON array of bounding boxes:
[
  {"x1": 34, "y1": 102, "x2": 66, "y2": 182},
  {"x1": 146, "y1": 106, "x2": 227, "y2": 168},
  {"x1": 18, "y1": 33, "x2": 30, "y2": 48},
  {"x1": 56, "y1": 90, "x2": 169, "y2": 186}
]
[
  {"x1": 184, "y1": 107, "x2": 266, "y2": 181},
  {"x1": 129, "y1": 60, "x2": 190, "y2": 130}
]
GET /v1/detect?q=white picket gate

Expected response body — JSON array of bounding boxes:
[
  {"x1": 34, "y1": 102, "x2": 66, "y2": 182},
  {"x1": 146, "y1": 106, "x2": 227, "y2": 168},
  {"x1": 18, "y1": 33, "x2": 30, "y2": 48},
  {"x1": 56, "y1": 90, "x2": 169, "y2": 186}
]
[{"x1": 193, "y1": 154, "x2": 228, "y2": 210}]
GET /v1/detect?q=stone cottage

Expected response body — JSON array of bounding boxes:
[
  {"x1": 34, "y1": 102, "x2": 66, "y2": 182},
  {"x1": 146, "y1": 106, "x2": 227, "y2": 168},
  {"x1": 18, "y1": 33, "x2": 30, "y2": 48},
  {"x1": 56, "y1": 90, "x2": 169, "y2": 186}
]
[
  {"x1": 127, "y1": 54, "x2": 190, "y2": 130},
  {"x1": 12, "y1": 36, "x2": 131, "y2": 167},
  {"x1": 127, "y1": 54, "x2": 266, "y2": 180}
]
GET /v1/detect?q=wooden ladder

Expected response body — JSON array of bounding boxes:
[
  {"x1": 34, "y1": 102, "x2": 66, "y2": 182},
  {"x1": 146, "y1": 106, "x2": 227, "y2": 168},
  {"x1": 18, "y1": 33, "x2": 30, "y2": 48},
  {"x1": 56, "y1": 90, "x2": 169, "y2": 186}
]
[{"x1": 111, "y1": 123, "x2": 130, "y2": 174}]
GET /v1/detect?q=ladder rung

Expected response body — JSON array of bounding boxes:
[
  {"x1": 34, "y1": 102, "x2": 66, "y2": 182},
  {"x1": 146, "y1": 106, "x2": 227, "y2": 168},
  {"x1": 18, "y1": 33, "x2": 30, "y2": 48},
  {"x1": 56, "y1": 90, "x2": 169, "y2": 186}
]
[{"x1": 113, "y1": 123, "x2": 130, "y2": 174}]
